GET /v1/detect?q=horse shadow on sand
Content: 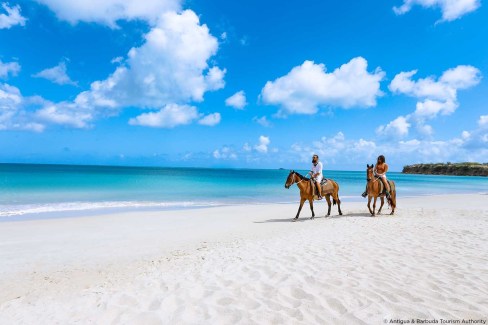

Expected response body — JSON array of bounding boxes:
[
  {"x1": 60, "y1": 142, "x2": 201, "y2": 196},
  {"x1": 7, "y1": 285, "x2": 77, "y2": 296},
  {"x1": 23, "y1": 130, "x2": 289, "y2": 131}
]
[{"x1": 254, "y1": 211, "x2": 377, "y2": 223}]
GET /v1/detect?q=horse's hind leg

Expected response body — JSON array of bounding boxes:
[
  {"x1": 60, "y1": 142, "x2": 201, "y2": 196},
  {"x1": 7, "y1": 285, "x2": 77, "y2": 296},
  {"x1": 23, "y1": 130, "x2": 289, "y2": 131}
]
[
  {"x1": 325, "y1": 195, "x2": 332, "y2": 216},
  {"x1": 309, "y1": 199, "x2": 315, "y2": 220},
  {"x1": 294, "y1": 198, "x2": 306, "y2": 221},
  {"x1": 390, "y1": 192, "x2": 396, "y2": 215},
  {"x1": 378, "y1": 197, "x2": 384, "y2": 214},
  {"x1": 334, "y1": 192, "x2": 343, "y2": 215}
]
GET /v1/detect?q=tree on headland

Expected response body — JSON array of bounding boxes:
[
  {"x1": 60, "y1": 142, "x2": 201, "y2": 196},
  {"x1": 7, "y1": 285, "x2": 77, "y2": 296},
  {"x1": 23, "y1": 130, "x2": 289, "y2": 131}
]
[{"x1": 402, "y1": 162, "x2": 488, "y2": 176}]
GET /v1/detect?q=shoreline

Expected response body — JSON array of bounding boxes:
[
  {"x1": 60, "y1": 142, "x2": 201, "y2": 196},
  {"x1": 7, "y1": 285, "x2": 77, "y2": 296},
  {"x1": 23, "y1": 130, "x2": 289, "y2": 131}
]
[
  {"x1": 2, "y1": 191, "x2": 487, "y2": 222},
  {"x1": 1, "y1": 193, "x2": 487, "y2": 323}
]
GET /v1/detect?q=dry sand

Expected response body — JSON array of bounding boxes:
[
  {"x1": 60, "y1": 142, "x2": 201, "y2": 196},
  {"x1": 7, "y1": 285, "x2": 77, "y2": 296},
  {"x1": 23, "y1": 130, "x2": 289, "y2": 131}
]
[{"x1": 1, "y1": 194, "x2": 487, "y2": 324}]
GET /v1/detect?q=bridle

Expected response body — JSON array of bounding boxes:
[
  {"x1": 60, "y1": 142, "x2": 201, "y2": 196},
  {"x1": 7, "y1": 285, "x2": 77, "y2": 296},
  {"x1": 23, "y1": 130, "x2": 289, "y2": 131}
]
[
  {"x1": 366, "y1": 168, "x2": 379, "y2": 183},
  {"x1": 286, "y1": 171, "x2": 306, "y2": 188}
]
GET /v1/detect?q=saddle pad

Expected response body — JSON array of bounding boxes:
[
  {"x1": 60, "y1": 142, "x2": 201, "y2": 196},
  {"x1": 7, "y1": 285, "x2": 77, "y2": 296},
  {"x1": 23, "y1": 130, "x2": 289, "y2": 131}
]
[
  {"x1": 321, "y1": 181, "x2": 334, "y2": 193},
  {"x1": 379, "y1": 180, "x2": 394, "y2": 195},
  {"x1": 388, "y1": 180, "x2": 395, "y2": 192}
]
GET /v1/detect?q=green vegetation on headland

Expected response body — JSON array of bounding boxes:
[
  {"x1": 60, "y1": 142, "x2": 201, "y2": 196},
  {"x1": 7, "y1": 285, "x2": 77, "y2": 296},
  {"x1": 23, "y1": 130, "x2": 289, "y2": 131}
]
[{"x1": 402, "y1": 162, "x2": 488, "y2": 176}]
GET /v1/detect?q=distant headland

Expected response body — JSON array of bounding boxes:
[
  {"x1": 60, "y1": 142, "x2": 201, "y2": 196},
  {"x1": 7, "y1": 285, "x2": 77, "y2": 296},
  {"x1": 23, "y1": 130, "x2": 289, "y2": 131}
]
[{"x1": 402, "y1": 162, "x2": 488, "y2": 177}]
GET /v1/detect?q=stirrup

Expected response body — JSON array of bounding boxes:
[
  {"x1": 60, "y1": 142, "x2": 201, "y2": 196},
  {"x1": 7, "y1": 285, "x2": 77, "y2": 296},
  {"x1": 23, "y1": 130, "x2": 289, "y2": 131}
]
[{"x1": 361, "y1": 191, "x2": 367, "y2": 198}]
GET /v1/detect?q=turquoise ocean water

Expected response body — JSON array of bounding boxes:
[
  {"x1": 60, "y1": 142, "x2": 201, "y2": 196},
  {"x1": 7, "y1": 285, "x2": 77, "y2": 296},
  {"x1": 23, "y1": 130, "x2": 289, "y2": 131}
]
[{"x1": 1, "y1": 163, "x2": 487, "y2": 219}]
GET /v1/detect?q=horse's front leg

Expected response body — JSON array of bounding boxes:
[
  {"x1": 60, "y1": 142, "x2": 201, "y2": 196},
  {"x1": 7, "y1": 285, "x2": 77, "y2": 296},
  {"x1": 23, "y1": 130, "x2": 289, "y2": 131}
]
[
  {"x1": 378, "y1": 197, "x2": 384, "y2": 214},
  {"x1": 309, "y1": 199, "x2": 315, "y2": 220},
  {"x1": 372, "y1": 196, "x2": 378, "y2": 216},
  {"x1": 367, "y1": 196, "x2": 373, "y2": 215},
  {"x1": 293, "y1": 198, "x2": 306, "y2": 221}
]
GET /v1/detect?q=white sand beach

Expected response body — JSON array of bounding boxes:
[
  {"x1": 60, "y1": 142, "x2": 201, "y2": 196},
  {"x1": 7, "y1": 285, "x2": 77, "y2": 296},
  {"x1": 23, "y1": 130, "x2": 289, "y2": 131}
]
[{"x1": 1, "y1": 194, "x2": 487, "y2": 324}]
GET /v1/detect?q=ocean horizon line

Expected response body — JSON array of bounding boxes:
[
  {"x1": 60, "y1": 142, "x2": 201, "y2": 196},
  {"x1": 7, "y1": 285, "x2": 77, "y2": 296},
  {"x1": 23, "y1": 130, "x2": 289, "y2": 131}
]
[{"x1": 0, "y1": 162, "x2": 376, "y2": 173}]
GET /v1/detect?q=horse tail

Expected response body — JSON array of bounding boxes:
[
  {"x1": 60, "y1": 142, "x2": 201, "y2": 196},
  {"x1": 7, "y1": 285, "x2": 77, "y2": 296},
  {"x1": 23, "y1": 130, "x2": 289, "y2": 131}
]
[
  {"x1": 387, "y1": 181, "x2": 396, "y2": 209},
  {"x1": 389, "y1": 190, "x2": 396, "y2": 209},
  {"x1": 332, "y1": 180, "x2": 340, "y2": 205}
]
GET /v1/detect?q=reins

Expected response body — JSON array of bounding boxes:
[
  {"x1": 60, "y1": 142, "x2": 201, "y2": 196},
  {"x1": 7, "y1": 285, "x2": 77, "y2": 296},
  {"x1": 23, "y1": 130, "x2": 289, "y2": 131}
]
[
  {"x1": 289, "y1": 172, "x2": 307, "y2": 187},
  {"x1": 366, "y1": 170, "x2": 380, "y2": 183}
]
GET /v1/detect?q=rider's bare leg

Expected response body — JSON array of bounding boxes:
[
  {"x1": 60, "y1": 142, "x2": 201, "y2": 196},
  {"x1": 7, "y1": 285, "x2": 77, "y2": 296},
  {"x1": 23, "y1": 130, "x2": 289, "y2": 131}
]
[
  {"x1": 381, "y1": 176, "x2": 391, "y2": 198},
  {"x1": 316, "y1": 181, "x2": 322, "y2": 200}
]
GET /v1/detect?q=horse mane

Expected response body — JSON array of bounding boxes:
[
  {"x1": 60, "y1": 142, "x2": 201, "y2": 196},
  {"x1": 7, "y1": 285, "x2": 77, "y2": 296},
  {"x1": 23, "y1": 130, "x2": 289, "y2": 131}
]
[{"x1": 293, "y1": 171, "x2": 310, "y2": 181}]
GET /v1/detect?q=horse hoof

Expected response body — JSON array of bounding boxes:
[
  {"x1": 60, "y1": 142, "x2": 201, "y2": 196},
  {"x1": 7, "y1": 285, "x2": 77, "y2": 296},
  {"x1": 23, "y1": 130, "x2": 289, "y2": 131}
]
[
  {"x1": 310, "y1": 216, "x2": 315, "y2": 220},
  {"x1": 292, "y1": 218, "x2": 298, "y2": 222}
]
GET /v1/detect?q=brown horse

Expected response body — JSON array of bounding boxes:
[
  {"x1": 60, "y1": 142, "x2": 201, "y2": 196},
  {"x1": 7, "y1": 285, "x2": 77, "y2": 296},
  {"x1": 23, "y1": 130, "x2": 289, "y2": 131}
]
[
  {"x1": 365, "y1": 164, "x2": 396, "y2": 216},
  {"x1": 284, "y1": 170, "x2": 342, "y2": 221}
]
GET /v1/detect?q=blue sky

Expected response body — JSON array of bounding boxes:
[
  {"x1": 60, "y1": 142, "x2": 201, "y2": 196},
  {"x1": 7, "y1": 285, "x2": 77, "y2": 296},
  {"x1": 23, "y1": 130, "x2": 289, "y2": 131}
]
[{"x1": 0, "y1": 0, "x2": 487, "y2": 170}]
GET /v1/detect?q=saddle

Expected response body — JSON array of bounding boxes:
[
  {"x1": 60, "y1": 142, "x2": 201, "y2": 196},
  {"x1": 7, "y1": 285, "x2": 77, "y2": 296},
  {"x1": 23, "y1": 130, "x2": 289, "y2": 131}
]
[
  {"x1": 379, "y1": 179, "x2": 395, "y2": 196},
  {"x1": 311, "y1": 178, "x2": 329, "y2": 196}
]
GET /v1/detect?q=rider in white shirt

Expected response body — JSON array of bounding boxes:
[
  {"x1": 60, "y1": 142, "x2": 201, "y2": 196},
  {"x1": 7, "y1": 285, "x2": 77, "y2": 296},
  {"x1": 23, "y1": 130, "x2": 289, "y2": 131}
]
[{"x1": 309, "y1": 154, "x2": 323, "y2": 200}]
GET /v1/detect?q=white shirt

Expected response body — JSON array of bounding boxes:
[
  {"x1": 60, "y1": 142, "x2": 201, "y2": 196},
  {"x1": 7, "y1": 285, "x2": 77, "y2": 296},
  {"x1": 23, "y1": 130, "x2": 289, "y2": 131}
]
[{"x1": 311, "y1": 162, "x2": 323, "y2": 182}]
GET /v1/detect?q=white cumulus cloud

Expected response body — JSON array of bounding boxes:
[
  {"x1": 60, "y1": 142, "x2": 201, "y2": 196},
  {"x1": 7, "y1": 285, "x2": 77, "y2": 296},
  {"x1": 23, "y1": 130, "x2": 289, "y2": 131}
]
[
  {"x1": 1, "y1": 3, "x2": 227, "y2": 131},
  {"x1": 479, "y1": 115, "x2": 488, "y2": 128},
  {"x1": 389, "y1": 66, "x2": 481, "y2": 114},
  {"x1": 389, "y1": 65, "x2": 481, "y2": 118},
  {"x1": 0, "y1": 2, "x2": 26, "y2": 29},
  {"x1": 243, "y1": 143, "x2": 252, "y2": 152},
  {"x1": 291, "y1": 132, "x2": 378, "y2": 165},
  {"x1": 261, "y1": 57, "x2": 385, "y2": 116},
  {"x1": 111, "y1": 56, "x2": 123, "y2": 64},
  {"x1": 383, "y1": 65, "x2": 482, "y2": 138},
  {"x1": 34, "y1": 0, "x2": 180, "y2": 27},
  {"x1": 36, "y1": 101, "x2": 92, "y2": 128},
  {"x1": 213, "y1": 146, "x2": 237, "y2": 160},
  {"x1": 289, "y1": 130, "x2": 488, "y2": 169},
  {"x1": 253, "y1": 116, "x2": 271, "y2": 127},
  {"x1": 254, "y1": 135, "x2": 270, "y2": 153},
  {"x1": 393, "y1": 0, "x2": 480, "y2": 21},
  {"x1": 37, "y1": 9, "x2": 225, "y2": 129},
  {"x1": 198, "y1": 112, "x2": 221, "y2": 126},
  {"x1": 376, "y1": 116, "x2": 411, "y2": 137},
  {"x1": 0, "y1": 60, "x2": 21, "y2": 79},
  {"x1": 225, "y1": 90, "x2": 247, "y2": 109},
  {"x1": 33, "y1": 61, "x2": 77, "y2": 86},
  {"x1": 73, "y1": 10, "x2": 224, "y2": 111},
  {"x1": 0, "y1": 83, "x2": 22, "y2": 128},
  {"x1": 128, "y1": 104, "x2": 198, "y2": 128},
  {"x1": 0, "y1": 83, "x2": 45, "y2": 132}
]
